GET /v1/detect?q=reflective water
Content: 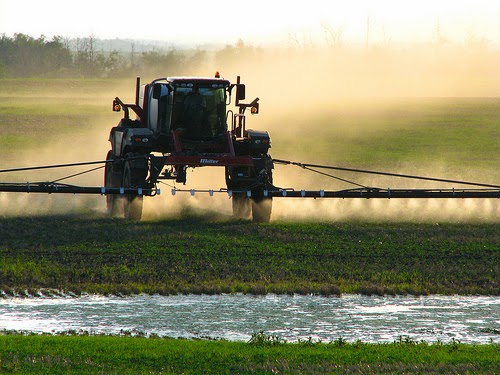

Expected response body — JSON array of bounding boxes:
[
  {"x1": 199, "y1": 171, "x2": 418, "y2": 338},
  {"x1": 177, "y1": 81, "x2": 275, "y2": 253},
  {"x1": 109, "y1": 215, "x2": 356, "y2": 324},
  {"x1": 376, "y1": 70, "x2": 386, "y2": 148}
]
[{"x1": 1, "y1": 294, "x2": 499, "y2": 343}]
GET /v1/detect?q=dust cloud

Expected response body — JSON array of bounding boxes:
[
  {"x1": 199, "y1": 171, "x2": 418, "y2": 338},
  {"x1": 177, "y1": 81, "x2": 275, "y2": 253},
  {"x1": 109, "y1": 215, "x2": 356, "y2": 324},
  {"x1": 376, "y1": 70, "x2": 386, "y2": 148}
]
[
  {"x1": 214, "y1": 45, "x2": 500, "y2": 222},
  {"x1": 0, "y1": 80, "x2": 123, "y2": 217},
  {"x1": 211, "y1": 44, "x2": 499, "y2": 222},
  {"x1": 2, "y1": 44, "x2": 499, "y2": 221}
]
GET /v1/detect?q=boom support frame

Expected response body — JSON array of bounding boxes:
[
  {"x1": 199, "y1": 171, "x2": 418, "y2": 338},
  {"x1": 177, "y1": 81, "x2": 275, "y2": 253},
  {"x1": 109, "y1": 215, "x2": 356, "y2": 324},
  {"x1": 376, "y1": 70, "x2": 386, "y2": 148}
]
[{"x1": 0, "y1": 158, "x2": 498, "y2": 200}]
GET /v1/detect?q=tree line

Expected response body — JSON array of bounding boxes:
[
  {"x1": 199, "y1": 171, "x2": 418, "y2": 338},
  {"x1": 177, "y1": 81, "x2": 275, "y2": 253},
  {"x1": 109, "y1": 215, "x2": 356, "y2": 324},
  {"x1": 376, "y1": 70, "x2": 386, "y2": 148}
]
[
  {"x1": 1, "y1": 32, "x2": 497, "y2": 99},
  {"x1": 0, "y1": 33, "x2": 262, "y2": 78}
]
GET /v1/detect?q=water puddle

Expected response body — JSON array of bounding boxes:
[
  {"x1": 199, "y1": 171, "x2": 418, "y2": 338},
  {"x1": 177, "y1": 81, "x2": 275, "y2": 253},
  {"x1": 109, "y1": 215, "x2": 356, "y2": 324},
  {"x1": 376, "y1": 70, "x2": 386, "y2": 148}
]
[{"x1": 1, "y1": 294, "x2": 499, "y2": 343}]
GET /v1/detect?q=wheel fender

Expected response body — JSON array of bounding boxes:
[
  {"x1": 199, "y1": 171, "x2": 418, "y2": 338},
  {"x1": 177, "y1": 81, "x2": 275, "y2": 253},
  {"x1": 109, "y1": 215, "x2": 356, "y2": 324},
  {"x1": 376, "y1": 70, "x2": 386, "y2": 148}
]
[{"x1": 109, "y1": 127, "x2": 125, "y2": 157}]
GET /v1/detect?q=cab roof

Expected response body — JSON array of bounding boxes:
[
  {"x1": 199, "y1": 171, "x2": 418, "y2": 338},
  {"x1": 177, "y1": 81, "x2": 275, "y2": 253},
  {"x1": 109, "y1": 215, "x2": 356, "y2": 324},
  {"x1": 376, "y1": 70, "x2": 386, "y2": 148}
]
[{"x1": 154, "y1": 77, "x2": 231, "y2": 88}]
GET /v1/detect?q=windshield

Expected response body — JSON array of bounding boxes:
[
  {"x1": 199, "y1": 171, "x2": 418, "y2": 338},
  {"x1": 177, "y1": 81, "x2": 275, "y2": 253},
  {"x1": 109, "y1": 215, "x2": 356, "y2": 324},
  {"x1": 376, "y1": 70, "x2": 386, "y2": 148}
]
[{"x1": 172, "y1": 86, "x2": 227, "y2": 138}]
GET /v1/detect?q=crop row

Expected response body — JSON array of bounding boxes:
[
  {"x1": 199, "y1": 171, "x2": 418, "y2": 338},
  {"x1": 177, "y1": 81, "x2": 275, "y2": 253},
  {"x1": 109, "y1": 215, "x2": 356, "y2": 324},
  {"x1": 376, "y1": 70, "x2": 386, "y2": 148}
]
[{"x1": 1, "y1": 215, "x2": 498, "y2": 296}]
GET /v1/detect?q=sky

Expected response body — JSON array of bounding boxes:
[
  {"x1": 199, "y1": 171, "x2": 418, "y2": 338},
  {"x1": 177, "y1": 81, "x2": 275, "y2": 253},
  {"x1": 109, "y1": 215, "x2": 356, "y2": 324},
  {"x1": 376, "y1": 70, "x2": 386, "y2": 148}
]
[{"x1": 0, "y1": 0, "x2": 499, "y2": 46}]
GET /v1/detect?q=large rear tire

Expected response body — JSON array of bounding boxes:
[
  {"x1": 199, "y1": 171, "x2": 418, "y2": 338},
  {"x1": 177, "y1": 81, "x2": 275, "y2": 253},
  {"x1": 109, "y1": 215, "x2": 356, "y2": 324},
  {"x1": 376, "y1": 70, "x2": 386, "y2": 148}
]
[
  {"x1": 123, "y1": 160, "x2": 146, "y2": 221},
  {"x1": 104, "y1": 151, "x2": 123, "y2": 217},
  {"x1": 251, "y1": 156, "x2": 273, "y2": 223}
]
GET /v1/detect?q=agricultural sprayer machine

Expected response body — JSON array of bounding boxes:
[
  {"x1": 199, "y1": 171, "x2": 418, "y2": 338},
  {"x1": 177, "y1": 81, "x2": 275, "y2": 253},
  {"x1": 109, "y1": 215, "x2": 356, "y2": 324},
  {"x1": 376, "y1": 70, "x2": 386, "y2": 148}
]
[{"x1": 0, "y1": 74, "x2": 498, "y2": 222}]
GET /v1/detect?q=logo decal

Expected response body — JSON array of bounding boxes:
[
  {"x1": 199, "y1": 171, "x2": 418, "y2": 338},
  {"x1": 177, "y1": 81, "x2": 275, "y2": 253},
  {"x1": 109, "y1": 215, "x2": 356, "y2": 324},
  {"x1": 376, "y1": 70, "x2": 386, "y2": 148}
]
[{"x1": 200, "y1": 159, "x2": 220, "y2": 164}]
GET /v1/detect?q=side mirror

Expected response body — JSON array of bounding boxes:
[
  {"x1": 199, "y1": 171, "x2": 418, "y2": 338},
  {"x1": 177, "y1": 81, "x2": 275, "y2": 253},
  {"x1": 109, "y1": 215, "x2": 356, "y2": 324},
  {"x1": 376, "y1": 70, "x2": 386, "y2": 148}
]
[
  {"x1": 236, "y1": 84, "x2": 246, "y2": 101},
  {"x1": 152, "y1": 83, "x2": 163, "y2": 99}
]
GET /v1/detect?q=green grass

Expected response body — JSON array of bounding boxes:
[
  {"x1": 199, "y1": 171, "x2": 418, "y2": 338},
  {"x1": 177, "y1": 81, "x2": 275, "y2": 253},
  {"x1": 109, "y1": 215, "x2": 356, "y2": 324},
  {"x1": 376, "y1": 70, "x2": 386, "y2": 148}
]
[
  {"x1": 0, "y1": 333, "x2": 498, "y2": 374},
  {"x1": 0, "y1": 215, "x2": 498, "y2": 296}
]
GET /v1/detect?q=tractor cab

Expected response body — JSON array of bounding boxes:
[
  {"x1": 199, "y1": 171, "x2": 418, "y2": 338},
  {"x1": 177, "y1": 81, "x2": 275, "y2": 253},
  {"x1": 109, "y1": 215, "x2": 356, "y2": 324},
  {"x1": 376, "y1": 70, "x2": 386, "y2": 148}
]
[
  {"x1": 141, "y1": 78, "x2": 231, "y2": 147},
  {"x1": 112, "y1": 75, "x2": 256, "y2": 156}
]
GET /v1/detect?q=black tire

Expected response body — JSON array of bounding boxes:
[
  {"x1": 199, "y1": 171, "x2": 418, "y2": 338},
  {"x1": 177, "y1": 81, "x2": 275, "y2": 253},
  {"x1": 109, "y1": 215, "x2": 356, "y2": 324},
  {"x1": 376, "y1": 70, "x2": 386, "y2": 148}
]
[
  {"x1": 232, "y1": 193, "x2": 251, "y2": 219},
  {"x1": 123, "y1": 160, "x2": 146, "y2": 221},
  {"x1": 251, "y1": 157, "x2": 273, "y2": 223},
  {"x1": 104, "y1": 151, "x2": 123, "y2": 217},
  {"x1": 226, "y1": 156, "x2": 274, "y2": 222}
]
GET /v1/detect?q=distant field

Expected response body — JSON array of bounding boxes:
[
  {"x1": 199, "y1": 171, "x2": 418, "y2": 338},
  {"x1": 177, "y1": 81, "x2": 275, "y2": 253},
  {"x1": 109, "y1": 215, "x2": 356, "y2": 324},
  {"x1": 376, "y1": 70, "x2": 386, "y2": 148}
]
[
  {"x1": 1, "y1": 78, "x2": 498, "y2": 176},
  {"x1": 270, "y1": 98, "x2": 500, "y2": 189},
  {"x1": 0, "y1": 78, "x2": 127, "y2": 163}
]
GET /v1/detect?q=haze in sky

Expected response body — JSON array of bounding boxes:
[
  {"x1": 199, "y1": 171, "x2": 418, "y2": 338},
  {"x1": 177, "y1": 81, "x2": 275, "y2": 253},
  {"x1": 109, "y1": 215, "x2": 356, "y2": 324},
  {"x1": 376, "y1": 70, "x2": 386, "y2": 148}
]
[{"x1": 1, "y1": 0, "x2": 498, "y2": 46}]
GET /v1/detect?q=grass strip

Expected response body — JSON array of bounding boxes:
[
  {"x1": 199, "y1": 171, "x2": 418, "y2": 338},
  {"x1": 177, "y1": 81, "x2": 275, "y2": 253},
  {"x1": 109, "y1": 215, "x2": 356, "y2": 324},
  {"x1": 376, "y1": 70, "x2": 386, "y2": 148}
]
[{"x1": 0, "y1": 333, "x2": 498, "y2": 374}]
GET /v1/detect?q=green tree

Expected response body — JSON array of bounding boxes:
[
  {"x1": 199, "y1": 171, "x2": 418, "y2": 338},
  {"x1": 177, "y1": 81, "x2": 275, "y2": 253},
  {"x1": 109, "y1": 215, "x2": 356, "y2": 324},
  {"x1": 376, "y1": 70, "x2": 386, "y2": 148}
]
[{"x1": 0, "y1": 33, "x2": 72, "y2": 77}]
